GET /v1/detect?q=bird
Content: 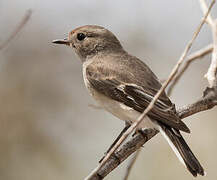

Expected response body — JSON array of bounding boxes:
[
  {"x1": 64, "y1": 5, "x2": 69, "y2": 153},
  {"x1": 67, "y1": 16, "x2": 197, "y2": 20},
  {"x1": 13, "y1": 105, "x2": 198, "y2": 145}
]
[{"x1": 52, "y1": 25, "x2": 204, "y2": 177}]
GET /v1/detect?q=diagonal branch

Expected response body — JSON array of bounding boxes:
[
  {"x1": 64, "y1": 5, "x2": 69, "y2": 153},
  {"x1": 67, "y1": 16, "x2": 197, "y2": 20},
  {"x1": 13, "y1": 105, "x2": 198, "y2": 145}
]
[
  {"x1": 90, "y1": 87, "x2": 217, "y2": 180},
  {"x1": 177, "y1": 86, "x2": 217, "y2": 119},
  {"x1": 167, "y1": 44, "x2": 213, "y2": 96},
  {"x1": 205, "y1": 20, "x2": 217, "y2": 87},
  {"x1": 199, "y1": 0, "x2": 217, "y2": 87},
  {"x1": 84, "y1": 1, "x2": 216, "y2": 179},
  {"x1": 0, "y1": 9, "x2": 32, "y2": 51},
  {"x1": 199, "y1": 0, "x2": 214, "y2": 26}
]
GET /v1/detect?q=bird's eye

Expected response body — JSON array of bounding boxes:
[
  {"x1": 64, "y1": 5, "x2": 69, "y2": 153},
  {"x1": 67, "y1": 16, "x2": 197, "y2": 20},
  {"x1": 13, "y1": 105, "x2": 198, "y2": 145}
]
[{"x1": 77, "y1": 33, "x2": 86, "y2": 41}]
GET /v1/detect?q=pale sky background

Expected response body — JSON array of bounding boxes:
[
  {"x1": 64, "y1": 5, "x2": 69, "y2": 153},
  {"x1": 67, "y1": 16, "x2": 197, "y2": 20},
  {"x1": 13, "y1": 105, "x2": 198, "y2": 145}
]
[{"x1": 0, "y1": 0, "x2": 217, "y2": 180}]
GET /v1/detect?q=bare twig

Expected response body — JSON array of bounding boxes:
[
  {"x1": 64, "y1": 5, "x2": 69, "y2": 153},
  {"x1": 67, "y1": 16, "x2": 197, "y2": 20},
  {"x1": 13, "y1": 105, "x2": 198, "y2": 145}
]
[
  {"x1": 89, "y1": 87, "x2": 217, "y2": 179},
  {"x1": 84, "y1": 1, "x2": 216, "y2": 179},
  {"x1": 167, "y1": 44, "x2": 213, "y2": 96},
  {"x1": 177, "y1": 87, "x2": 217, "y2": 119},
  {"x1": 199, "y1": 0, "x2": 214, "y2": 26},
  {"x1": 123, "y1": 149, "x2": 141, "y2": 180},
  {"x1": 90, "y1": 129, "x2": 158, "y2": 180},
  {"x1": 0, "y1": 9, "x2": 32, "y2": 51},
  {"x1": 199, "y1": 0, "x2": 217, "y2": 87},
  {"x1": 206, "y1": 20, "x2": 217, "y2": 87}
]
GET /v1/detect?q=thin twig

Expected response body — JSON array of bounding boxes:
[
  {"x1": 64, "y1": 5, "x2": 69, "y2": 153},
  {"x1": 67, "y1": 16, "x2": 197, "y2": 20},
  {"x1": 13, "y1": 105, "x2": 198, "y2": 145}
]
[
  {"x1": 123, "y1": 149, "x2": 141, "y2": 180},
  {"x1": 199, "y1": 0, "x2": 214, "y2": 26},
  {"x1": 89, "y1": 87, "x2": 217, "y2": 179},
  {"x1": 0, "y1": 9, "x2": 32, "y2": 51},
  {"x1": 84, "y1": 1, "x2": 216, "y2": 179},
  {"x1": 205, "y1": 20, "x2": 217, "y2": 87},
  {"x1": 177, "y1": 87, "x2": 217, "y2": 119},
  {"x1": 167, "y1": 44, "x2": 213, "y2": 96},
  {"x1": 200, "y1": 0, "x2": 217, "y2": 87},
  {"x1": 91, "y1": 129, "x2": 158, "y2": 180}
]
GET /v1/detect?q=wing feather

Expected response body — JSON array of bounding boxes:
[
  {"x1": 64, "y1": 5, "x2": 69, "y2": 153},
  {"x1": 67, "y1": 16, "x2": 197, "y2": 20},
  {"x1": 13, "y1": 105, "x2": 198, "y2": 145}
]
[{"x1": 86, "y1": 68, "x2": 190, "y2": 133}]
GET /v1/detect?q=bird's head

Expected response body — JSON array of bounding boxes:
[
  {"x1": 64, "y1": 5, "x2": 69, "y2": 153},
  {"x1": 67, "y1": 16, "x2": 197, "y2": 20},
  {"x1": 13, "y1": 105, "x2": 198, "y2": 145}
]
[{"x1": 52, "y1": 25, "x2": 123, "y2": 62}]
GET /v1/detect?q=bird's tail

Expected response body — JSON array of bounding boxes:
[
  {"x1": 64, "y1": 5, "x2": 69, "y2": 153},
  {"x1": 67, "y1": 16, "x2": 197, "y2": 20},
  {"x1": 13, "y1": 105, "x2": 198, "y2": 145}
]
[{"x1": 158, "y1": 124, "x2": 205, "y2": 177}]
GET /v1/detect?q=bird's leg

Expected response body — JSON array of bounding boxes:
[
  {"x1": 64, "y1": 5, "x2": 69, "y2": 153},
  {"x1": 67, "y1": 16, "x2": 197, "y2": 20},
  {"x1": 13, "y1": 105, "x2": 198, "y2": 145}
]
[
  {"x1": 99, "y1": 122, "x2": 131, "y2": 163},
  {"x1": 132, "y1": 127, "x2": 144, "y2": 137}
]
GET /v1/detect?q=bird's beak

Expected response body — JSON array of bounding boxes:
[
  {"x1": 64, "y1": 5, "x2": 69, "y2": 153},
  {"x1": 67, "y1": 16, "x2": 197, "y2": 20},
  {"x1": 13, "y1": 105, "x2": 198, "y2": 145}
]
[{"x1": 52, "y1": 38, "x2": 71, "y2": 46}]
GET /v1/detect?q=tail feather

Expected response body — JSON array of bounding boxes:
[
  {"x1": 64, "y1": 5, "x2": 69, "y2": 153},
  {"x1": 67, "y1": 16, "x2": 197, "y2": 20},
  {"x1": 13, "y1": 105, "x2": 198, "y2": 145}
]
[{"x1": 159, "y1": 124, "x2": 204, "y2": 177}]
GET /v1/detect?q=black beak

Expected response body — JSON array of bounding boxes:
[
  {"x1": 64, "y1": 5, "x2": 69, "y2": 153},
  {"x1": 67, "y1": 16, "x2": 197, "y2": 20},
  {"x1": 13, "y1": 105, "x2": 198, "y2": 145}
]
[{"x1": 52, "y1": 38, "x2": 71, "y2": 46}]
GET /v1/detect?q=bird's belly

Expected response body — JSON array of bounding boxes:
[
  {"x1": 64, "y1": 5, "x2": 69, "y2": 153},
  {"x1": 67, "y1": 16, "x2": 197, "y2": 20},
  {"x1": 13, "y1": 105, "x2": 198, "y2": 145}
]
[{"x1": 88, "y1": 86, "x2": 155, "y2": 129}]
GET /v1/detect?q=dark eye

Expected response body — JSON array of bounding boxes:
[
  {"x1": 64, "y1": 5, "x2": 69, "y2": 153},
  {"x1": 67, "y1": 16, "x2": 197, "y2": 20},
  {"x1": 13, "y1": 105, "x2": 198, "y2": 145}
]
[{"x1": 77, "y1": 33, "x2": 86, "y2": 41}]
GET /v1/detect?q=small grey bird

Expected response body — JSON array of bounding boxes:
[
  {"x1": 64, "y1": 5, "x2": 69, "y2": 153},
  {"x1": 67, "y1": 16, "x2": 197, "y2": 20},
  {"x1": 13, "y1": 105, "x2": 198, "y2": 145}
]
[{"x1": 53, "y1": 25, "x2": 204, "y2": 177}]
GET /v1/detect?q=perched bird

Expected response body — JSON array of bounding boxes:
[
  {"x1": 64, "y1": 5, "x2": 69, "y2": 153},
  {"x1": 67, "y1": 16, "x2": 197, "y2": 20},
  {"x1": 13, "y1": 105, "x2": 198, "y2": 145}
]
[{"x1": 53, "y1": 25, "x2": 204, "y2": 176}]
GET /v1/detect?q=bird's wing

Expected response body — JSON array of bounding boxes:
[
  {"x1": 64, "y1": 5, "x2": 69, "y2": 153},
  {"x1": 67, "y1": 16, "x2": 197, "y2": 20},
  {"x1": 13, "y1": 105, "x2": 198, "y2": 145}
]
[{"x1": 86, "y1": 67, "x2": 190, "y2": 133}]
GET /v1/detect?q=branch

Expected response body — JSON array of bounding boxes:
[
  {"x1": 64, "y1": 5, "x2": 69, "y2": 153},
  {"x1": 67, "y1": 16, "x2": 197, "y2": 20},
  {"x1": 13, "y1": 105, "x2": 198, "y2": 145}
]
[
  {"x1": 167, "y1": 44, "x2": 213, "y2": 96},
  {"x1": 90, "y1": 129, "x2": 158, "y2": 180},
  {"x1": 177, "y1": 86, "x2": 217, "y2": 119},
  {"x1": 199, "y1": 0, "x2": 217, "y2": 87},
  {"x1": 90, "y1": 87, "x2": 217, "y2": 180},
  {"x1": 199, "y1": 0, "x2": 214, "y2": 26},
  {"x1": 0, "y1": 9, "x2": 32, "y2": 51},
  {"x1": 205, "y1": 20, "x2": 217, "y2": 87},
  {"x1": 84, "y1": 1, "x2": 216, "y2": 179}
]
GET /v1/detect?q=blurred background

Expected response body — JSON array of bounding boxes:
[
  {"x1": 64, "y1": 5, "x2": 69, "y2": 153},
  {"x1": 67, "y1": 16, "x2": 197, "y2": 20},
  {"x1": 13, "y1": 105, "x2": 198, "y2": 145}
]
[{"x1": 0, "y1": 0, "x2": 217, "y2": 179}]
